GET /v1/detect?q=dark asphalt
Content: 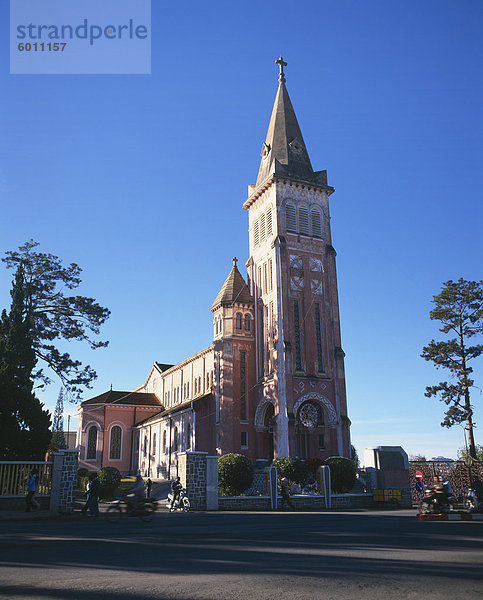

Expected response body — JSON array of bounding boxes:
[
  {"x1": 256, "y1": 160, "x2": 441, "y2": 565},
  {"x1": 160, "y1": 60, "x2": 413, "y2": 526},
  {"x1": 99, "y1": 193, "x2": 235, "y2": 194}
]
[{"x1": 0, "y1": 509, "x2": 481, "y2": 600}]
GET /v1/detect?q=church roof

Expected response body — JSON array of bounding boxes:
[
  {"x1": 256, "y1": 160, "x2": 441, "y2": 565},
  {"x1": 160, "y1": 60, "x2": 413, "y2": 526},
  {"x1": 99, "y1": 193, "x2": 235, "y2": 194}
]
[
  {"x1": 211, "y1": 258, "x2": 254, "y2": 311},
  {"x1": 256, "y1": 57, "x2": 316, "y2": 187},
  {"x1": 81, "y1": 390, "x2": 162, "y2": 407}
]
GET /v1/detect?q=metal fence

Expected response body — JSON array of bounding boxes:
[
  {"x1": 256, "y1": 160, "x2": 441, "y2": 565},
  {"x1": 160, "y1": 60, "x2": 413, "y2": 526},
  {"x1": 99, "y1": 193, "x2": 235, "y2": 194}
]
[
  {"x1": 409, "y1": 460, "x2": 483, "y2": 505},
  {"x1": 0, "y1": 461, "x2": 52, "y2": 497}
]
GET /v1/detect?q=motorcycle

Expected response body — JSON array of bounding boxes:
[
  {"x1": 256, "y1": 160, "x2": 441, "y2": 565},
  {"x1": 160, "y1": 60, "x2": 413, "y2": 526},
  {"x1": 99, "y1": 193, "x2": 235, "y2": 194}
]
[
  {"x1": 105, "y1": 496, "x2": 158, "y2": 523},
  {"x1": 167, "y1": 488, "x2": 190, "y2": 512},
  {"x1": 464, "y1": 487, "x2": 482, "y2": 512},
  {"x1": 418, "y1": 488, "x2": 455, "y2": 514}
]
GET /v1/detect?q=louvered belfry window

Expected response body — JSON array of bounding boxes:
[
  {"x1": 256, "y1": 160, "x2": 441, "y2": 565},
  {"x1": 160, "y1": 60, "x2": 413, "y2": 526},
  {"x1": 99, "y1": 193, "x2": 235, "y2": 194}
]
[
  {"x1": 299, "y1": 206, "x2": 309, "y2": 235},
  {"x1": 260, "y1": 213, "x2": 266, "y2": 241},
  {"x1": 286, "y1": 204, "x2": 296, "y2": 232},
  {"x1": 266, "y1": 208, "x2": 273, "y2": 236},
  {"x1": 109, "y1": 425, "x2": 122, "y2": 460},
  {"x1": 254, "y1": 220, "x2": 260, "y2": 246},
  {"x1": 311, "y1": 209, "x2": 322, "y2": 238}
]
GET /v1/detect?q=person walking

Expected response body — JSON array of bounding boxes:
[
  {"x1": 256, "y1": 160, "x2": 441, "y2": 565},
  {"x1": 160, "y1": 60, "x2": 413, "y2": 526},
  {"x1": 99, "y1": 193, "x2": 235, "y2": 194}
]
[
  {"x1": 280, "y1": 477, "x2": 295, "y2": 510},
  {"x1": 25, "y1": 468, "x2": 40, "y2": 512},
  {"x1": 86, "y1": 472, "x2": 100, "y2": 517},
  {"x1": 146, "y1": 478, "x2": 153, "y2": 498}
]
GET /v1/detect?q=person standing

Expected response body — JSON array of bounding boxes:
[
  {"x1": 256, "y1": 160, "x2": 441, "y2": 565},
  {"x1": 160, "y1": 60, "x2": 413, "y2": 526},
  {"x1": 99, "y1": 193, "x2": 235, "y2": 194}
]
[
  {"x1": 25, "y1": 468, "x2": 40, "y2": 512},
  {"x1": 280, "y1": 477, "x2": 295, "y2": 510},
  {"x1": 146, "y1": 478, "x2": 153, "y2": 498}
]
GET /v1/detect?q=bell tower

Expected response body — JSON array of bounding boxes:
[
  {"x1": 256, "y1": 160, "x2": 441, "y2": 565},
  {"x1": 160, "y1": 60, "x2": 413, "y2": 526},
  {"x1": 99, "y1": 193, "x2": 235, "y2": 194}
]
[{"x1": 244, "y1": 58, "x2": 351, "y2": 460}]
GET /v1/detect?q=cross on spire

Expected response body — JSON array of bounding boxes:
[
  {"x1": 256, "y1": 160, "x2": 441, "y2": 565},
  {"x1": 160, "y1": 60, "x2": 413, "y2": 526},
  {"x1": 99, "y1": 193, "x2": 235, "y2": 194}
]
[
  {"x1": 275, "y1": 56, "x2": 287, "y2": 83},
  {"x1": 232, "y1": 257, "x2": 238, "y2": 268}
]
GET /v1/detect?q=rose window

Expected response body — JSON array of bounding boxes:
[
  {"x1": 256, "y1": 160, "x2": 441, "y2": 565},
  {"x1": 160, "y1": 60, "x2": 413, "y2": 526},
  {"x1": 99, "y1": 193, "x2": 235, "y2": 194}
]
[{"x1": 299, "y1": 403, "x2": 318, "y2": 430}]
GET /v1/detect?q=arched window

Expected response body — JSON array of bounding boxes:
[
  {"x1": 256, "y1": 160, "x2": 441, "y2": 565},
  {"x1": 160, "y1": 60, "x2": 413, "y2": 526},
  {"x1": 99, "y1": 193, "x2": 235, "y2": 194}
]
[
  {"x1": 266, "y1": 208, "x2": 273, "y2": 236},
  {"x1": 286, "y1": 204, "x2": 296, "y2": 232},
  {"x1": 163, "y1": 430, "x2": 166, "y2": 453},
  {"x1": 311, "y1": 209, "x2": 322, "y2": 238},
  {"x1": 198, "y1": 375, "x2": 202, "y2": 393},
  {"x1": 244, "y1": 313, "x2": 251, "y2": 332},
  {"x1": 86, "y1": 425, "x2": 97, "y2": 460},
  {"x1": 173, "y1": 427, "x2": 178, "y2": 452},
  {"x1": 206, "y1": 373, "x2": 210, "y2": 389},
  {"x1": 194, "y1": 378, "x2": 198, "y2": 394},
  {"x1": 186, "y1": 423, "x2": 191, "y2": 449},
  {"x1": 143, "y1": 435, "x2": 148, "y2": 457},
  {"x1": 187, "y1": 382, "x2": 189, "y2": 397},
  {"x1": 299, "y1": 206, "x2": 309, "y2": 235},
  {"x1": 152, "y1": 432, "x2": 157, "y2": 456},
  {"x1": 109, "y1": 425, "x2": 122, "y2": 460},
  {"x1": 317, "y1": 404, "x2": 325, "y2": 425},
  {"x1": 236, "y1": 312, "x2": 243, "y2": 330}
]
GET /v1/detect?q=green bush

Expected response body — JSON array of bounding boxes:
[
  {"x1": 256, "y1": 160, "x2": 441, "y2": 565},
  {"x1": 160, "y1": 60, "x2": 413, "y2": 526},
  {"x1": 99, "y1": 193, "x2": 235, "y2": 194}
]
[
  {"x1": 76, "y1": 468, "x2": 90, "y2": 492},
  {"x1": 305, "y1": 458, "x2": 324, "y2": 476},
  {"x1": 271, "y1": 457, "x2": 308, "y2": 484},
  {"x1": 218, "y1": 453, "x2": 254, "y2": 496},
  {"x1": 324, "y1": 456, "x2": 357, "y2": 493},
  {"x1": 97, "y1": 467, "x2": 121, "y2": 499}
]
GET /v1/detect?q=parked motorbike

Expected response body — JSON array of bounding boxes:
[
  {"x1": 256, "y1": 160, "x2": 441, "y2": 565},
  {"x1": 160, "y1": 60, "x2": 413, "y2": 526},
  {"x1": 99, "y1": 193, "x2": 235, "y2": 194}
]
[
  {"x1": 105, "y1": 497, "x2": 158, "y2": 523},
  {"x1": 464, "y1": 487, "x2": 482, "y2": 512},
  {"x1": 167, "y1": 488, "x2": 190, "y2": 512},
  {"x1": 418, "y1": 488, "x2": 455, "y2": 514}
]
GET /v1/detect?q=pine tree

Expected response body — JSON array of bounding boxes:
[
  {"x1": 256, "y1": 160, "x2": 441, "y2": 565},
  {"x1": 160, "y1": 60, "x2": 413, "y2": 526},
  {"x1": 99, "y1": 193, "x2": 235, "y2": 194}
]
[
  {"x1": 421, "y1": 278, "x2": 483, "y2": 460},
  {"x1": 0, "y1": 265, "x2": 51, "y2": 459},
  {"x1": 2, "y1": 240, "x2": 110, "y2": 399},
  {"x1": 51, "y1": 388, "x2": 67, "y2": 449}
]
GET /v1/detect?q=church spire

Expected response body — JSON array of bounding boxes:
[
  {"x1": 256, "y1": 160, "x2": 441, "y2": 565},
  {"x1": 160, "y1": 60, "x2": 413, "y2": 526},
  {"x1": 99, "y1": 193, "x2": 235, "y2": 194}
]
[{"x1": 256, "y1": 57, "x2": 316, "y2": 187}]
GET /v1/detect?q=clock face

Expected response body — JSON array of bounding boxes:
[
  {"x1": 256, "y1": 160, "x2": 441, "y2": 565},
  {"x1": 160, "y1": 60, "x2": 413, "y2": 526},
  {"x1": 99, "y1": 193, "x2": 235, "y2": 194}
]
[{"x1": 290, "y1": 139, "x2": 303, "y2": 154}]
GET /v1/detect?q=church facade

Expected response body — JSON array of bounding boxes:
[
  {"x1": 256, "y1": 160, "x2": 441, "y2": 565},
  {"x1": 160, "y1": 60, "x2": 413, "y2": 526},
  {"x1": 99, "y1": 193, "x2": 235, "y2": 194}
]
[{"x1": 77, "y1": 60, "x2": 351, "y2": 477}]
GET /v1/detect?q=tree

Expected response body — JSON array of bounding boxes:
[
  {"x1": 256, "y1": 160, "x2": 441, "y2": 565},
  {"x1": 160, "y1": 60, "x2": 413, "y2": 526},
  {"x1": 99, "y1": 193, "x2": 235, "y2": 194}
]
[
  {"x1": 51, "y1": 388, "x2": 67, "y2": 449},
  {"x1": 0, "y1": 265, "x2": 51, "y2": 459},
  {"x1": 421, "y1": 278, "x2": 483, "y2": 460},
  {"x1": 2, "y1": 240, "x2": 110, "y2": 399},
  {"x1": 457, "y1": 444, "x2": 483, "y2": 462}
]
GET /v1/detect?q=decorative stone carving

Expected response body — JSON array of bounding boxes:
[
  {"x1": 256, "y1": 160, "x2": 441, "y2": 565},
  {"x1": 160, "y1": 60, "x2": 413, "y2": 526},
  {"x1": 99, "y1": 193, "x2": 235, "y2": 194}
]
[
  {"x1": 254, "y1": 397, "x2": 276, "y2": 431},
  {"x1": 311, "y1": 280, "x2": 322, "y2": 294},
  {"x1": 291, "y1": 276, "x2": 304, "y2": 291},
  {"x1": 290, "y1": 255, "x2": 303, "y2": 270},
  {"x1": 309, "y1": 258, "x2": 322, "y2": 272},
  {"x1": 293, "y1": 392, "x2": 339, "y2": 427}
]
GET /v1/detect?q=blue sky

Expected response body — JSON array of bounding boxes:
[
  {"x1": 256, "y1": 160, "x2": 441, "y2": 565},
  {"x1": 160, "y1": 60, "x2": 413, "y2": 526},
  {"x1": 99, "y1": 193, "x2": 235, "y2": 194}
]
[{"x1": 1, "y1": 0, "x2": 482, "y2": 462}]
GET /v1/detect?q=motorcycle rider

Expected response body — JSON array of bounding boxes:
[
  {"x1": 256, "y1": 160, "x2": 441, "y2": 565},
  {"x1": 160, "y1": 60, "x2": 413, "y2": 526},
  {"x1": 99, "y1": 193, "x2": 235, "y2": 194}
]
[
  {"x1": 123, "y1": 473, "x2": 146, "y2": 513},
  {"x1": 426, "y1": 475, "x2": 452, "y2": 509},
  {"x1": 170, "y1": 476, "x2": 182, "y2": 510}
]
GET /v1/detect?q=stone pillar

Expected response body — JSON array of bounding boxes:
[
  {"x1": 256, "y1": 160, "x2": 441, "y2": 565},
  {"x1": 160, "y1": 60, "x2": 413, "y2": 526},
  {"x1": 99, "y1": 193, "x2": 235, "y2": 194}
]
[
  {"x1": 178, "y1": 451, "x2": 208, "y2": 510},
  {"x1": 268, "y1": 466, "x2": 278, "y2": 510},
  {"x1": 317, "y1": 465, "x2": 331, "y2": 509},
  {"x1": 49, "y1": 449, "x2": 79, "y2": 514},
  {"x1": 206, "y1": 456, "x2": 219, "y2": 511}
]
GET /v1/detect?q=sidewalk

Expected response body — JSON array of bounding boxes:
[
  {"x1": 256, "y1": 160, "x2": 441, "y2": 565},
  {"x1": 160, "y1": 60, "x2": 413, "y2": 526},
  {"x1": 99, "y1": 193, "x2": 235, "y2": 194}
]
[{"x1": 0, "y1": 481, "x2": 171, "y2": 522}]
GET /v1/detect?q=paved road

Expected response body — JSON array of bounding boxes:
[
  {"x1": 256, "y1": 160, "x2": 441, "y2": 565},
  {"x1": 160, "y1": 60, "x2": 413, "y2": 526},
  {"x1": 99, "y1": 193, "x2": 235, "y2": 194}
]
[{"x1": 0, "y1": 509, "x2": 481, "y2": 600}]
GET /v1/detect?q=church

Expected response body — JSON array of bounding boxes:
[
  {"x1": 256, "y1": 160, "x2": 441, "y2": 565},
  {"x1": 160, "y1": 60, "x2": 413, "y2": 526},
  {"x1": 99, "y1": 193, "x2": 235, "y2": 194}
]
[{"x1": 77, "y1": 59, "x2": 351, "y2": 477}]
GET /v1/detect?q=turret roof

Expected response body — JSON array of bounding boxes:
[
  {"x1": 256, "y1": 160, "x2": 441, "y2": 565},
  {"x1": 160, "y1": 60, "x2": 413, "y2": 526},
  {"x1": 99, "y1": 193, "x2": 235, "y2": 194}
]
[{"x1": 211, "y1": 258, "x2": 254, "y2": 311}]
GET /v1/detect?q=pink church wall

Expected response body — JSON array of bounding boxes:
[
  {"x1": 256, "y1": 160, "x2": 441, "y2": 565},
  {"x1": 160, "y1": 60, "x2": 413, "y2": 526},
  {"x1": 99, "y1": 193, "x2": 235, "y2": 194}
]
[{"x1": 78, "y1": 404, "x2": 162, "y2": 474}]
